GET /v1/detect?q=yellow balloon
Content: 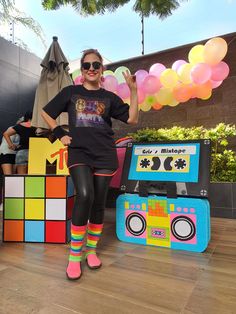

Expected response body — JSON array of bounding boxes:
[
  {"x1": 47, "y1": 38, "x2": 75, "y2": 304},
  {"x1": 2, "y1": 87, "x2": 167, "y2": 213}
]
[
  {"x1": 140, "y1": 102, "x2": 152, "y2": 112},
  {"x1": 123, "y1": 98, "x2": 130, "y2": 106},
  {"x1": 204, "y1": 37, "x2": 228, "y2": 65},
  {"x1": 188, "y1": 45, "x2": 205, "y2": 64},
  {"x1": 168, "y1": 99, "x2": 179, "y2": 107},
  {"x1": 103, "y1": 70, "x2": 115, "y2": 77},
  {"x1": 156, "y1": 88, "x2": 174, "y2": 106},
  {"x1": 160, "y1": 69, "x2": 179, "y2": 89},
  {"x1": 178, "y1": 63, "x2": 193, "y2": 84}
]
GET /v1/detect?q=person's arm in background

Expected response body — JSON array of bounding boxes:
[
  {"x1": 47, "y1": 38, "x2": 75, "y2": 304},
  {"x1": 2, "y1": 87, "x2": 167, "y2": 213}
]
[
  {"x1": 41, "y1": 110, "x2": 72, "y2": 146},
  {"x1": 3, "y1": 127, "x2": 17, "y2": 150},
  {"x1": 123, "y1": 70, "x2": 139, "y2": 125}
]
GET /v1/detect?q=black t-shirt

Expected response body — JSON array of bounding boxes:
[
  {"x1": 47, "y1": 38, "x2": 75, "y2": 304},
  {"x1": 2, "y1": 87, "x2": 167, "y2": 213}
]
[
  {"x1": 43, "y1": 85, "x2": 129, "y2": 169},
  {"x1": 13, "y1": 124, "x2": 37, "y2": 150}
]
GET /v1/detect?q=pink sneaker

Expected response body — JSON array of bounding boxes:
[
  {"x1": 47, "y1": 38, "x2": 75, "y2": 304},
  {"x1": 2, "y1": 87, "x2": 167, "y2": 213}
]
[
  {"x1": 66, "y1": 261, "x2": 82, "y2": 280},
  {"x1": 86, "y1": 254, "x2": 102, "y2": 269}
]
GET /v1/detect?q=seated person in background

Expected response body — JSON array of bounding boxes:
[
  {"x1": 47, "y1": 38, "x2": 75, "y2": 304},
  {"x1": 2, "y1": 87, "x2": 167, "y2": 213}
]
[
  {"x1": 0, "y1": 117, "x2": 23, "y2": 175},
  {"x1": 3, "y1": 111, "x2": 37, "y2": 174}
]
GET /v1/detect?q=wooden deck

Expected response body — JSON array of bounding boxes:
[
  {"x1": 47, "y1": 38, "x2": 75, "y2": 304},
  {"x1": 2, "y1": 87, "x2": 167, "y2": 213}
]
[{"x1": 0, "y1": 209, "x2": 236, "y2": 314}]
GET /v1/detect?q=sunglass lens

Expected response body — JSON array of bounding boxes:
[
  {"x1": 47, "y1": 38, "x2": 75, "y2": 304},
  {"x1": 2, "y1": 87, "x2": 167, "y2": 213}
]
[
  {"x1": 82, "y1": 62, "x2": 91, "y2": 70},
  {"x1": 93, "y1": 62, "x2": 102, "y2": 70}
]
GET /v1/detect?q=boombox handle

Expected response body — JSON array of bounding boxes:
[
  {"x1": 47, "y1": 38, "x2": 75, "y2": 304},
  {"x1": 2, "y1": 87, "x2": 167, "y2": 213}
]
[{"x1": 138, "y1": 181, "x2": 177, "y2": 199}]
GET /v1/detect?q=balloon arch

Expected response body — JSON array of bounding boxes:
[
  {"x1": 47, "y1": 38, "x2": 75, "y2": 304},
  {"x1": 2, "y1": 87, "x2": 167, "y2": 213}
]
[{"x1": 72, "y1": 37, "x2": 229, "y2": 112}]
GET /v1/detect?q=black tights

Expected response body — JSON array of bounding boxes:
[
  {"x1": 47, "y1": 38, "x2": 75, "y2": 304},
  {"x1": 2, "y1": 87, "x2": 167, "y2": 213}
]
[{"x1": 69, "y1": 165, "x2": 113, "y2": 226}]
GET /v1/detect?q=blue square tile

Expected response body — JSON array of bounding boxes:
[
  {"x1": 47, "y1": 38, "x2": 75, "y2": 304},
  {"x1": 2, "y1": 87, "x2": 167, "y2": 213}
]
[{"x1": 25, "y1": 221, "x2": 45, "y2": 242}]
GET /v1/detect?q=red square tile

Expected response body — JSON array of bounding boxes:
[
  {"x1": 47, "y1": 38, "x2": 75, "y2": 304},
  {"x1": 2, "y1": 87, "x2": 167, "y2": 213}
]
[{"x1": 45, "y1": 221, "x2": 66, "y2": 243}]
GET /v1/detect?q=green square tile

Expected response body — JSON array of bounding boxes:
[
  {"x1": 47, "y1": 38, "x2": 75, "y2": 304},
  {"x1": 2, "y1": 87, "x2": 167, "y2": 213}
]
[
  {"x1": 4, "y1": 198, "x2": 24, "y2": 219},
  {"x1": 25, "y1": 177, "x2": 45, "y2": 198}
]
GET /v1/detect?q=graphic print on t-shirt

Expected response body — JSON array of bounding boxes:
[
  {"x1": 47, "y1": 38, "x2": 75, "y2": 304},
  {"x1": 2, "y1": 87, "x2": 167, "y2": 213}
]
[{"x1": 75, "y1": 97, "x2": 105, "y2": 127}]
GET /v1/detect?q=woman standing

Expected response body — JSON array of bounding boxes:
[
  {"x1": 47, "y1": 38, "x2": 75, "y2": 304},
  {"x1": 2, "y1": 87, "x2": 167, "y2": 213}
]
[
  {"x1": 42, "y1": 49, "x2": 138, "y2": 280},
  {"x1": 3, "y1": 111, "x2": 37, "y2": 174}
]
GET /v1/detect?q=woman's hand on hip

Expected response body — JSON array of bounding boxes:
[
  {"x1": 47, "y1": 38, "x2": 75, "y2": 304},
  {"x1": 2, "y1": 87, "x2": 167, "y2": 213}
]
[{"x1": 60, "y1": 135, "x2": 72, "y2": 146}]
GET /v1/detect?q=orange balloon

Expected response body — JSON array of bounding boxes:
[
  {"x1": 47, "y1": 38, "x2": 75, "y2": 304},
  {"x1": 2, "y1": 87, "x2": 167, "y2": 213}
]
[
  {"x1": 195, "y1": 81, "x2": 212, "y2": 99},
  {"x1": 173, "y1": 84, "x2": 192, "y2": 102},
  {"x1": 152, "y1": 102, "x2": 163, "y2": 110},
  {"x1": 203, "y1": 37, "x2": 228, "y2": 65}
]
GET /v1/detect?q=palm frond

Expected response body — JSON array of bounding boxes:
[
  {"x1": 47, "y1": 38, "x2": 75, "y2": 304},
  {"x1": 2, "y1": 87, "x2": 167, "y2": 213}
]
[{"x1": 0, "y1": 0, "x2": 46, "y2": 48}]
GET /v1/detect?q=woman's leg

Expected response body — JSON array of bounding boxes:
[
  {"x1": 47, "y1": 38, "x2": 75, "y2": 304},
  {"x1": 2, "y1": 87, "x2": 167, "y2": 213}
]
[
  {"x1": 67, "y1": 165, "x2": 94, "y2": 280},
  {"x1": 70, "y1": 165, "x2": 94, "y2": 226},
  {"x1": 86, "y1": 172, "x2": 113, "y2": 268},
  {"x1": 1, "y1": 164, "x2": 14, "y2": 175},
  {"x1": 16, "y1": 165, "x2": 27, "y2": 174}
]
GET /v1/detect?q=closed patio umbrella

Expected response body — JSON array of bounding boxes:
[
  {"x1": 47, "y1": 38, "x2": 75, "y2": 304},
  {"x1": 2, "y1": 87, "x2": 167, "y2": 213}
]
[{"x1": 32, "y1": 36, "x2": 73, "y2": 129}]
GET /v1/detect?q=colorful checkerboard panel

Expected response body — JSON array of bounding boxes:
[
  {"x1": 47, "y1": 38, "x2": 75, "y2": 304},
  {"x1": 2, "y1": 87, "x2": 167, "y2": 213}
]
[{"x1": 3, "y1": 175, "x2": 75, "y2": 243}]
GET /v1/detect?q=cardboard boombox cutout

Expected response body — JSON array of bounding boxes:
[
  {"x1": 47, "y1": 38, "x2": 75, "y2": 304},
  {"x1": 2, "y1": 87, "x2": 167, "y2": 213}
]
[{"x1": 116, "y1": 140, "x2": 211, "y2": 253}]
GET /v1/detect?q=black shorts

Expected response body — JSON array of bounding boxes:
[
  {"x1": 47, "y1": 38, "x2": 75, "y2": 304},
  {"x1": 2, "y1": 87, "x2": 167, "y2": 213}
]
[{"x1": 0, "y1": 154, "x2": 16, "y2": 165}]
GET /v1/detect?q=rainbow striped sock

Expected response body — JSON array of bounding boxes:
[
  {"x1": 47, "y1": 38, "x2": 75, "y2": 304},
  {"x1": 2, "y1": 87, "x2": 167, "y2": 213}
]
[
  {"x1": 86, "y1": 223, "x2": 103, "y2": 256},
  {"x1": 69, "y1": 224, "x2": 87, "y2": 262}
]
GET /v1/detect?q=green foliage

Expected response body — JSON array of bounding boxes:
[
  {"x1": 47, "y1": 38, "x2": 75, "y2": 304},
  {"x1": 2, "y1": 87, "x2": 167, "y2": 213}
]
[
  {"x1": 0, "y1": 0, "x2": 46, "y2": 49},
  {"x1": 128, "y1": 123, "x2": 236, "y2": 182},
  {"x1": 41, "y1": 0, "x2": 186, "y2": 18}
]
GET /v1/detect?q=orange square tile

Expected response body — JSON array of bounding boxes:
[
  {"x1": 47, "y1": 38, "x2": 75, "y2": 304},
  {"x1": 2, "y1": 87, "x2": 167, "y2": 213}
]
[
  {"x1": 46, "y1": 176, "x2": 66, "y2": 198},
  {"x1": 4, "y1": 220, "x2": 24, "y2": 242}
]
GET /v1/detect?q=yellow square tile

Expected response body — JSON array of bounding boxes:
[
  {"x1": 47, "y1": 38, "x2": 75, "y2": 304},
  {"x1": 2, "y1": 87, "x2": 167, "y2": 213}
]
[{"x1": 25, "y1": 199, "x2": 45, "y2": 220}]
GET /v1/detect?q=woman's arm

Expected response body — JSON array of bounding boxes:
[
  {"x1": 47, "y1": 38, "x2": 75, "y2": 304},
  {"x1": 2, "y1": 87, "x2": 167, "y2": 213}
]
[
  {"x1": 123, "y1": 71, "x2": 139, "y2": 125},
  {"x1": 41, "y1": 110, "x2": 72, "y2": 146},
  {"x1": 3, "y1": 127, "x2": 17, "y2": 150}
]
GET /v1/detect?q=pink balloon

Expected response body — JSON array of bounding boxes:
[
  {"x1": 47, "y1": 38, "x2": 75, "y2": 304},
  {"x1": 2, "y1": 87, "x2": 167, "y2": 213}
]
[
  {"x1": 210, "y1": 79, "x2": 223, "y2": 89},
  {"x1": 137, "y1": 88, "x2": 145, "y2": 103},
  {"x1": 172, "y1": 60, "x2": 187, "y2": 72},
  {"x1": 149, "y1": 63, "x2": 166, "y2": 78},
  {"x1": 74, "y1": 75, "x2": 82, "y2": 85},
  {"x1": 135, "y1": 69, "x2": 149, "y2": 87},
  {"x1": 190, "y1": 63, "x2": 212, "y2": 85},
  {"x1": 142, "y1": 75, "x2": 161, "y2": 94},
  {"x1": 117, "y1": 83, "x2": 130, "y2": 99},
  {"x1": 211, "y1": 61, "x2": 229, "y2": 81},
  {"x1": 103, "y1": 75, "x2": 118, "y2": 92}
]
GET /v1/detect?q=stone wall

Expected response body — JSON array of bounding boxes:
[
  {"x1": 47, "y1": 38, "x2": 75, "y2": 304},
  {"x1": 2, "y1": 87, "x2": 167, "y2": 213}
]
[{"x1": 107, "y1": 32, "x2": 236, "y2": 150}]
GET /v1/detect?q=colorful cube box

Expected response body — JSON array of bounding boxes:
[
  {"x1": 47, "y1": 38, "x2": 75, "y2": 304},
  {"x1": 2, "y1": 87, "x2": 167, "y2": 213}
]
[{"x1": 3, "y1": 175, "x2": 75, "y2": 243}]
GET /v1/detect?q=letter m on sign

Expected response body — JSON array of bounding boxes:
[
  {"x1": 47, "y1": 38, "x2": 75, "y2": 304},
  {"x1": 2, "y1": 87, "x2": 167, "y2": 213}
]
[{"x1": 28, "y1": 138, "x2": 68, "y2": 175}]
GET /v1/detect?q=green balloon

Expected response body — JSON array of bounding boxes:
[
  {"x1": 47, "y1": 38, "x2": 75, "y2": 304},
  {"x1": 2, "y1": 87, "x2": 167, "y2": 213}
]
[
  {"x1": 72, "y1": 69, "x2": 81, "y2": 80},
  {"x1": 114, "y1": 66, "x2": 130, "y2": 83}
]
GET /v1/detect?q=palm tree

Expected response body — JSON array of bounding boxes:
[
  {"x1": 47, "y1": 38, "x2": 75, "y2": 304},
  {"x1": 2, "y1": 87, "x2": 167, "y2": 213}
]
[
  {"x1": 41, "y1": 0, "x2": 186, "y2": 54},
  {"x1": 42, "y1": 0, "x2": 184, "y2": 17},
  {"x1": 0, "y1": 0, "x2": 46, "y2": 49}
]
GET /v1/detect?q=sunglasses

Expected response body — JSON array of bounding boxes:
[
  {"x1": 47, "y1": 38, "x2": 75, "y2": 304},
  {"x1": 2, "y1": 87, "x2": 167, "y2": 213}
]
[{"x1": 82, "y1": 61, "x2": 102, "y2": 70}]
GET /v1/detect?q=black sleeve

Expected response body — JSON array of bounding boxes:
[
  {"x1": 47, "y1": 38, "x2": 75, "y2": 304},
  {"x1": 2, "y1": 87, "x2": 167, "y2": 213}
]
[
  {"x1": 43, "y1": 86, "x2": 71, "y2": 119},
  {"x1": 109, "y1": 93, "x2": 129, "y2": 123},
  {"x1": 12, "y1": 124, "x2": 20, "y2": 134}
]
